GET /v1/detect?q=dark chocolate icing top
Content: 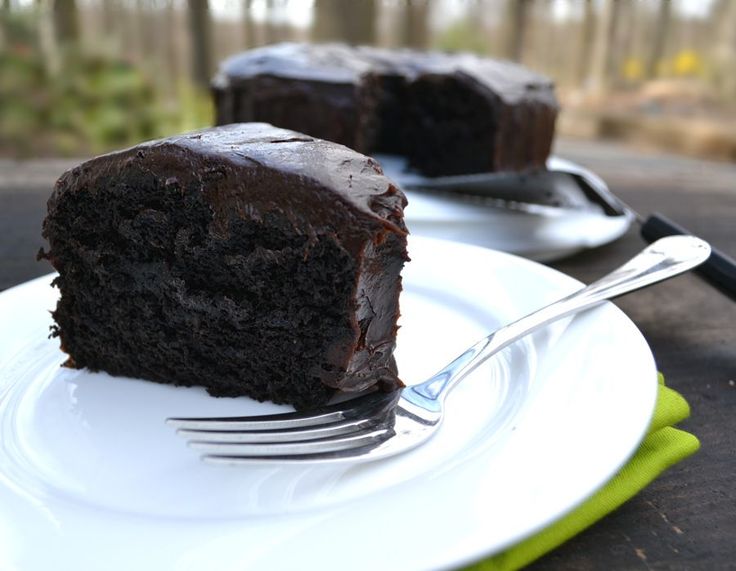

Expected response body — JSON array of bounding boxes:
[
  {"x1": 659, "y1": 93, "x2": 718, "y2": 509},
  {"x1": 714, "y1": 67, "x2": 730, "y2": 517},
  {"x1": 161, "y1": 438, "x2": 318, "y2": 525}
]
[
  {"x1": 214, "y1": 43, "x2": 375, "y2": 85},
  {"x1": 214, "y1": 42, "x2": 557, "y2": 106},
  {"x1": 147, "y1": 122, "x2": 405, "y2": 227},
  {"x1": 52, "y1": 123, "x2": 407, "y2": 255}
]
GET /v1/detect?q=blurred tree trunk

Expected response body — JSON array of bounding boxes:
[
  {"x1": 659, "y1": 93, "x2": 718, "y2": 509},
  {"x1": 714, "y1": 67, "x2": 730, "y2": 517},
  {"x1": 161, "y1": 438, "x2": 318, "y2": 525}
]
[
  {"x1": 616, "y1": 0, "x2": 636, "y2": 69},
  {"x1": 53, "y1": 0, "x2": 79, "y2": 47},
  {"x1": 188, "y1": 0, "x2": 212, "y2": 88},
  {"x1": 312, "y1": 0, "x2": 376, "y2": 45},
  {"x1": 243, "y1": 0, "x2": 256, "y2": 48},
  {"x1": 577, "y1": 0, "x2": 595, "y2": 85},
  {"x1": 312, "y1": 0, "x2": 337, "y2": 42},
  {"x1": 533, "y1": 0, "x2": 556, "y2": 76},
  {"x1": 713, "y1": 0, "x2": 736, "y2": 98},
  {"x1": 467, "y1": 0, "x2": 489, "y2": 53},
  {"x1": 101, "y1": 0, "x2": 117, "y2": 36},
  {"x1": 38, "y1": 0, "x2": 61, "y2": 75},
  {"x1": 604, "y1": 0, "x2": 632, "y2": 84},
  {"x1": 588, "y1": 0, "x2": 619, "y2": 94},
  {"x1": 164, "y1": 0, "x2": 180, "y2": 93},
  {"x1": 137, "y1": 0, "x2": 156, "y2": 64},
  {"x1": 646, "y1": 0, "x2": 671, "y2": 79},
  {"x1": 121, "y1": 2, "x2": 140, "y2": 63},
  {"x1": 0, "y1": 0, "x2": 10, "y2": 49},
  {"x1": 402, "y1": 0, "x2": 430, "y2": 49},
  {"x1": 263, "y1": 0, "x2": 276, "y2": 44},
  {"x1": 505, "y1": 0, "x2": 531, "y2": 62}
]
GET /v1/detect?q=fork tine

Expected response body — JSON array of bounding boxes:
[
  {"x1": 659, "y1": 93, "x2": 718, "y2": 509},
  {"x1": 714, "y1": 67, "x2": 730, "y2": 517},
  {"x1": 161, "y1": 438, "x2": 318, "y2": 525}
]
[
  {"x1": 167, "y1": 409, "x2": 347, "y2": 431},
  {"x1": 175, "y1": 417, "x2": 378, "y2": 443},
  {"x1": 166, "y1": 390, "x2": 398, "y2": 431},
  {"x1": 188, "y1": 426, "x2": 393, "y2": 456},
  {"x1": 201, "y1": 447, "x2": 383, "y2": 465}
]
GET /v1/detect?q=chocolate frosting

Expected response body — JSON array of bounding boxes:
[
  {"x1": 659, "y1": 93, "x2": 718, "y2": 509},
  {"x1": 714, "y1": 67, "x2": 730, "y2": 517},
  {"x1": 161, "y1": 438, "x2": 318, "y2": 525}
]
[
  {"x1": 214, "y1": 42, "x2": 558, "y2": 107},
  {"x1": 52, "y1": 123, "x2": 407, "y2": 256}
]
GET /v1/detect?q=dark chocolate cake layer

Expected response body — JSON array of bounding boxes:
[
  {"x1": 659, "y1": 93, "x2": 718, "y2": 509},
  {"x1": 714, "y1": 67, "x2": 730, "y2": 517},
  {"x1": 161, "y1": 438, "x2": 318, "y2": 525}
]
[
  {"x1": 212, "y1": 43, "x2": 559, "y2": 176},
  {"x1": 41, "y1": 123, "x2": 408, "y2": 409}
]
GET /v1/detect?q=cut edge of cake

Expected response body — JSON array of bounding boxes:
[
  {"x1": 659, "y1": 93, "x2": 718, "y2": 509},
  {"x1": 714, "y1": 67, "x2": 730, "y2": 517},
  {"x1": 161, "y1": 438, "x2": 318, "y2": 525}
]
[{"x1": 40, "y1": 123, "x2": 409, "y2": 409}]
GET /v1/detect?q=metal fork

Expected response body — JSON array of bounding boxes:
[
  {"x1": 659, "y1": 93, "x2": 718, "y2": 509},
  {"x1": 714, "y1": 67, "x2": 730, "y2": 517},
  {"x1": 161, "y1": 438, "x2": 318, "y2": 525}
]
[{"x1": 167, "y1": 236, "x2": 710, "y2": 465}]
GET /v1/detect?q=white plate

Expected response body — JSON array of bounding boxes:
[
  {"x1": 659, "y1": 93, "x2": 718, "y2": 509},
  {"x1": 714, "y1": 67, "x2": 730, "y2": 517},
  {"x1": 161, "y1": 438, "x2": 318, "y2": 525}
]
[
  {"x1": 404, "y1": 191, "x2": 631, "y2": 262},
  {"x1": 0, "y1": 236, "x2": 657, "y2": 571},
  {"x1": 378, "y1": 154, "x2": 633, "y2": 262}
]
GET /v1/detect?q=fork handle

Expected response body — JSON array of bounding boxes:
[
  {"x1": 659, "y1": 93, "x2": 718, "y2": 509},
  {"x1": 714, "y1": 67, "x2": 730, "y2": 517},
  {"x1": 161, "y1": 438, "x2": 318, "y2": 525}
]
[
  {"x1": 641, "y1": 212, "x2": 736, "y2": 301},
  {"x1": 411, "y1": 236, "x2": 711, "y2": 403}
]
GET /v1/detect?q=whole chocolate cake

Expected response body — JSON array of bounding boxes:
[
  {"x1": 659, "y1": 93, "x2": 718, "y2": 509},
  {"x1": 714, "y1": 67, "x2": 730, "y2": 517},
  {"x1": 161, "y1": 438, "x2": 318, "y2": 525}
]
[
  {"x1": 40, "y1": 123, "x2": 408, "y2": 409},
  {"x1": 212, "y1": 43, "x2": 559, "y2": 176}
]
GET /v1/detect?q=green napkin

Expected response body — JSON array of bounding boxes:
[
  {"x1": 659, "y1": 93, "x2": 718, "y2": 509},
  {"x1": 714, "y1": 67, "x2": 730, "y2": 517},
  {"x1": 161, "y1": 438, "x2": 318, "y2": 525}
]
[{"x1": 469, "y1": 373, "x2": 700, "y2": 571}]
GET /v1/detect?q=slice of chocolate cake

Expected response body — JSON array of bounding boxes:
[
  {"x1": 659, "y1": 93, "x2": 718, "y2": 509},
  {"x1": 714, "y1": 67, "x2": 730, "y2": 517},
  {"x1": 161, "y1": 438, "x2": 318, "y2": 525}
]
[
  {"x1": 212, "y1": 43, "x2": 559, "y2": 177},
  {"x1": 40, "y1": 123, "x2": 408, "y2": 409}
]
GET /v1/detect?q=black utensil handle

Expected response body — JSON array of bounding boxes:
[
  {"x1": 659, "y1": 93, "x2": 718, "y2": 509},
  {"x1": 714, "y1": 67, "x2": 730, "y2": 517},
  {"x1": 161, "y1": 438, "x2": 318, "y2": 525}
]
[{"x1": 641, "y1": 212, "x2": 736, "y2": 301}]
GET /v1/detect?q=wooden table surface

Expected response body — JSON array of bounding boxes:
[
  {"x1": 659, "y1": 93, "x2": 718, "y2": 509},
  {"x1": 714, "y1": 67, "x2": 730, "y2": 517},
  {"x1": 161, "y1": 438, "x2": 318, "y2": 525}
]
[{"x1": 1, "y1": 139, "x2": 734, "y2": 569}]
